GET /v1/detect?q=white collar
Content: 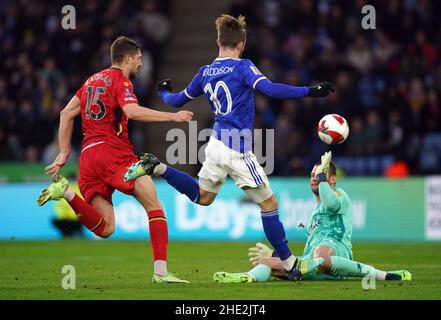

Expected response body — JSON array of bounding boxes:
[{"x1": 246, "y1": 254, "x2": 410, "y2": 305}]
[{"x1": 215, "y1": 57, "x2": 241, "y2": 61}]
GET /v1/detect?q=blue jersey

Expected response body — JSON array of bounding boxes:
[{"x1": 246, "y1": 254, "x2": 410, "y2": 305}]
[{"x1": 184, "y1": 57, "x2": 267, "y2": 153}]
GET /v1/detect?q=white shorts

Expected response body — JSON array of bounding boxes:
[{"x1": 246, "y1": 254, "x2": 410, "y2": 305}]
[{"x1": 198, "y1": 137, "x2": 273, "y2": 202}]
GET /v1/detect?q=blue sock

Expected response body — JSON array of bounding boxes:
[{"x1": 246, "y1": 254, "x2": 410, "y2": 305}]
[
  {"x1": 162, "y1": 166, "x2": 200, "y2": 203},
  {"x1": 261, "y1": 209, "x2": 292, "y2": 261}
]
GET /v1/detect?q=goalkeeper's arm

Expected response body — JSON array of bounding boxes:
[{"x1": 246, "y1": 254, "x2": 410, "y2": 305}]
[{"x1": 317, "y1": 174, "x2": 342, "y2": 213}]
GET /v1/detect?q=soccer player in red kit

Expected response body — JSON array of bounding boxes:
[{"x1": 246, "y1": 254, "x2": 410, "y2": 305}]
[{"x1": 37, "y1": 36, "x2": 193, "y2": 283}]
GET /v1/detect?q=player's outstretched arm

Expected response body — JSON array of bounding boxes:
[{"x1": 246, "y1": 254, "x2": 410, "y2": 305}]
[
  {"x1": 318, "y1": 181, "x2": 342, "y2": 213},
  {"x1": 122, "y1": 103, "x2": 193, "y2": 123},
  {"x1": 157, "y1": 79, "x2": 192, "y2": 108},
  {"x1": 255, "y1": 79, "x2": 334, "y2": 99},
  {"x1": 315, "y1": 152, "x2": 342, "y2": 212},
  {"x1": 45, "y1": 96, "x2": 80, "y2": 177}
]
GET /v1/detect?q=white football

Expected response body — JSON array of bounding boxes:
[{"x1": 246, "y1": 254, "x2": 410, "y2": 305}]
[{"x1": 317, "y1": 114, "x2": 349, "y2": 145}]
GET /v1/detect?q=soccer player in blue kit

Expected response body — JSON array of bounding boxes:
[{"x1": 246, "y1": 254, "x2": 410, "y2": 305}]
[{"x1": 125, "y1": 14, "x2": 334, "y2": 279}]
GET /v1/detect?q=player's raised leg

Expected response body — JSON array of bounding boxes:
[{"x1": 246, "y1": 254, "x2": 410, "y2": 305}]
[
  {"x1": 125, "y1": 153, "x2": 217, "y2": 206},
  {"x1": 37, "y1": 175, "x2": 112, "y2": 237},
  {"x1": 132, "y1": 175, "x2": 189, "y2": 283}
]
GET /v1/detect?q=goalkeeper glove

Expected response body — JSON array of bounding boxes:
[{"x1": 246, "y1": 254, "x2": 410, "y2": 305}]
[
  {"x1": 307, "y1": 82, "x2": 334, "y2": 97},
  {"x1": 315, "y1": 151, "x2": 332, "y2": 183},
  {"x1": 157, "y1": 78, "x2": 173, "y2": 92},
  {"x1": 248, "y1": 242, "x2": 274, "y2": 266}
]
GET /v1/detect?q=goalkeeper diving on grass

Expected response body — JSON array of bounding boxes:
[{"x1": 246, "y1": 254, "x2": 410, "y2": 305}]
[{"x1": 213, "y1": 152, "x2": 412, "y2": 283}]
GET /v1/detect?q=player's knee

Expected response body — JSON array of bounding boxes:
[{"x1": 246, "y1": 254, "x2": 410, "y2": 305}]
[
  {"x1": 319, "y1": 257, "x2": 333, "y2": 273},
  {"x1": 198, "y1": 197, "x2": 214, "y2": 206},
  {"x1": 198, "y1": 190, "x2": 216, "y2": 206},
  {"x1": 314, "y1": 247, "x2": 333, "y2": 273},
  {"x1": 259, "y1": 195, "x2": 278, "y2": 212},
  {"x1": 269, "y1": 196, "x2": 278, "y2": 208},
  {"x1": 97, "y1": 224, "x2": 115, "y2": 238}
]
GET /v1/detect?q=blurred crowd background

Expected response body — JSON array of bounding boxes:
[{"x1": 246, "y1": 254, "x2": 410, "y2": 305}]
[
  {"x1": 1, "y1": 0, "x2": 440, "y2": 176},
  {"x1": 0, "y1": 0, "x2": 171, "y2": 163},
  {"x1": 230, "y1": 0, "x2": 441, "y2": 176}
]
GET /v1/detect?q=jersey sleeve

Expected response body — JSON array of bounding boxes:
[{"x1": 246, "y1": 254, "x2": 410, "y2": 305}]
[
  {"x1": 75, "y1": 85, "x2": 84, "y2": 100},
  {"x1": 116, "y1": 79, "x2": 138, "y2": 107},
  {"x1": 318, "y1": 183, "x2": 344, "y2": 213},
  {"x1": 255, "y1": 79, "x2": 308, "y2": 98},
  {"x1": 240, "y1": 59, "x2": 267, "y2": 89},
  {"x1": 184, "y1": 68, "x2": 204, "y2": 99}
]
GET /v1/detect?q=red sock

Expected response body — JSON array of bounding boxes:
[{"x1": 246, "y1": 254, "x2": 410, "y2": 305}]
[
  {"x1": 68, "y1": 194, "x2": 106, "y2": 236},
  {"x1": 147, "y1": 209, "x2": 168, "y2": 261}
]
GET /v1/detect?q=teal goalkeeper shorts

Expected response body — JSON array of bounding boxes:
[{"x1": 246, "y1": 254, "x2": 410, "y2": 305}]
[
  {"x1": 301, "y1": 237, "x2": 353, "y2": 281},
  {"x1": 304, "y1": 237, "x2": 353, "y2": 261}
]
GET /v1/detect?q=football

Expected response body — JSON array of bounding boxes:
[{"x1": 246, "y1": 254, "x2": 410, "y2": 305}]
[{"x1": 317, "y1": 114, "x2": 349, "y2": 145}]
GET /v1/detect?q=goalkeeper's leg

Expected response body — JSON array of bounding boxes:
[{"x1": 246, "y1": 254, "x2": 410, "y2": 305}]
[
  {"x1": 234, "y1": 256, "x2": 322, "y2": 283},
  {"x1": 214, "y1": 243, "x2": 324, "y2": 283},
  {"x1": 214, "y1": 257, "x2": 324, "y2": 284},
  {"x1": 314, "y1": 246, "x2": 412, "y2": 281},
  {"x1": 214, "y1": 258, "x2": 292, "y2": 284}
]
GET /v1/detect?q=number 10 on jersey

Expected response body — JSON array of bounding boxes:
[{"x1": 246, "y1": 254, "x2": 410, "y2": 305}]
[{"x1": 204, "y1": 81, "x2": 232, "y2": 116}]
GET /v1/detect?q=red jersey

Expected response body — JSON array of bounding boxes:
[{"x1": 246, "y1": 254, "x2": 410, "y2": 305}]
[{"x1": 75, "y1": 67, "x2": 138, "y2": 151}]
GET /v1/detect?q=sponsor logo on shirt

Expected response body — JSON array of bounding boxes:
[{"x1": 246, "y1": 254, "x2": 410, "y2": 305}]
[
  {"x1": 250, "y1": 65, "x2": 262, "y2": 75},
  {"x1": 308, "y1": 217, "x2": 322, "y2": 235},
  {"x1": 123, "y1": 87, "x2": 136, "y2": 102}
]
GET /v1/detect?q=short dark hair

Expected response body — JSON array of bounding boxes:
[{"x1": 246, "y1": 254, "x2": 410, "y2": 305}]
[
  {"x1": 215, "y1": 14, "x2": 247, "y2": 48},
  {"x1": 110, "y1": 36, "x2": 141, "y2": 64},
  {"x1": 314, "y1": 160, "x2": 337, "y2": 176}
]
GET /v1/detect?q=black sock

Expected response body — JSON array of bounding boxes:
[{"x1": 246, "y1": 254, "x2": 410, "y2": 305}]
[{"x1": 385, "y1": 273, "x2": 402, "y2": 281}]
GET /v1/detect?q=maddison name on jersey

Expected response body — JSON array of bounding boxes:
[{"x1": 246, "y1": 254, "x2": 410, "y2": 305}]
[{"x1": 202, "y1": 66, "x2": 235, "y2": 77}]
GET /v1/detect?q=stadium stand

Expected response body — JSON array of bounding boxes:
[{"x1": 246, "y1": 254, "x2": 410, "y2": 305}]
[{"x1": 1, "y1": 0, "x2": 440, "y2": 176}]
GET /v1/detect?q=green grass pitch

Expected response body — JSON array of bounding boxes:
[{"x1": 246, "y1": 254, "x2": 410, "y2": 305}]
[{"x1": 1, "y1": 240, "x2": 440, "y2": 299}]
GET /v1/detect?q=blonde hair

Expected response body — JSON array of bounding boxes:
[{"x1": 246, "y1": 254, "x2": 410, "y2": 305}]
[{"x1": 215, "y1": 14, "x2": 246, "y2": 48}]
